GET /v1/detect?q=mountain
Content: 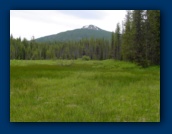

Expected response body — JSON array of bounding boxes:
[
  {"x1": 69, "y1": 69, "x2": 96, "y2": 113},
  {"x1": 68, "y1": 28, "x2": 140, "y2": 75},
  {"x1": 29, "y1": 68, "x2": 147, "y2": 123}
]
[
  {"x1": 35, "y1": 25, "x2": 112, "y2": 42},
  {"x1": 82, "y1": 25, "x2": 102, "y2": 30}
]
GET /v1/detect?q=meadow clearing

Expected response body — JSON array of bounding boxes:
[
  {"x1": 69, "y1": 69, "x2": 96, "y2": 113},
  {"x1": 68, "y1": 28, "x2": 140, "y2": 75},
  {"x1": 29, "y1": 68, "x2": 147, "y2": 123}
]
[{"x1": 10, "y1": 59, "x2": 160, "y2": 122}]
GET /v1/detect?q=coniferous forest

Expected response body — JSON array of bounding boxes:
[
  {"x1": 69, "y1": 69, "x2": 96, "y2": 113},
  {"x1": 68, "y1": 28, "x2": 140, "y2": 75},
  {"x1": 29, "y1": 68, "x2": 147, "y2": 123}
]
[{"x1": 10, "y1": 10, "x2": 160, "y2": 67}]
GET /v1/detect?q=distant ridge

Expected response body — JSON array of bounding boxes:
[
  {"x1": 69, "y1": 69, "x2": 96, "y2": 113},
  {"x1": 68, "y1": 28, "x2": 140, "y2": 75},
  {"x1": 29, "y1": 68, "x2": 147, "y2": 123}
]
[{"x1": 35, "y1": 25, "x2": 112, "y2": 43}]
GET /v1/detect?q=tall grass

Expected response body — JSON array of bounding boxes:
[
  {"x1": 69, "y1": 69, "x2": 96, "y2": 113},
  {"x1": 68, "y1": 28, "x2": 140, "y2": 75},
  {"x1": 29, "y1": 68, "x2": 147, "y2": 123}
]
[{"x1": 10, "y1": 60, "x2": 160, "y2": 122}]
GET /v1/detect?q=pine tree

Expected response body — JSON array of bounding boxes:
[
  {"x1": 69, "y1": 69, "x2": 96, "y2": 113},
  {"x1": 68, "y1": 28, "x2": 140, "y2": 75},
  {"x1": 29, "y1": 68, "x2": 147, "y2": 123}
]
[
  {"x1": 121, "y1": 10, "x2": 133, "y2": 61},
  {"x1": 146, "y1": 10, "x2": 160, "y2": 65},
  {"x1": 111, "y1": 32, "x2": 115, "y2": 59},
  {"x1": 114, "y1": 23, "x2": 121, "y2": 60},
  {"x1": 132, "y1": 10, "x2": 146, "y2": 66}
]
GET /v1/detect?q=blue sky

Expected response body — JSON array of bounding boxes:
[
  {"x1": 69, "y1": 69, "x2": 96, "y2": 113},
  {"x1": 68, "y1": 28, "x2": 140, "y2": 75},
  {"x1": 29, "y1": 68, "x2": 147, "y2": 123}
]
[{"x1": 10, "y1": 10, "x2": 127, "y2": 40}]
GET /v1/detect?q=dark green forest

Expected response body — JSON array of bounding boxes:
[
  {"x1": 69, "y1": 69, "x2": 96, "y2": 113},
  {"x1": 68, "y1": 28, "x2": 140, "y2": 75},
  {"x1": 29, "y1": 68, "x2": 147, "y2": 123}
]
[{"x1": 10, "y1": 10, "x2": 160, "y2": 67}]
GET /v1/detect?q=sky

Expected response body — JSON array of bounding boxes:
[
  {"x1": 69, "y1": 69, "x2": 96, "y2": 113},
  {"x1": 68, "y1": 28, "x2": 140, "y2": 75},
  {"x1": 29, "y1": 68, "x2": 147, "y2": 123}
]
[{"x1": 10, "y1": 10, "x2": 127, "y2": 40}]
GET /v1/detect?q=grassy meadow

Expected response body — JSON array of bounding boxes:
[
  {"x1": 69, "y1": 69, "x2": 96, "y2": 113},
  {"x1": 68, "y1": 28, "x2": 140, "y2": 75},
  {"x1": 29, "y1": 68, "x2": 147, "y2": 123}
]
[{"x1": 10, "y1": 59, "x2": 160, "y2": 122}]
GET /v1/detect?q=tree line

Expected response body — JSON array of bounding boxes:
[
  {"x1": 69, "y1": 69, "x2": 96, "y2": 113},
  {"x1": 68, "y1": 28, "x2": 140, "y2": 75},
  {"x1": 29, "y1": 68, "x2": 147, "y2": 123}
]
[
  {"x1": 10, "y1": 10, "x2": 160, "y2": 67},
  {"x1": 10, "y1": 36, "x2": 110, "y2": 60}
]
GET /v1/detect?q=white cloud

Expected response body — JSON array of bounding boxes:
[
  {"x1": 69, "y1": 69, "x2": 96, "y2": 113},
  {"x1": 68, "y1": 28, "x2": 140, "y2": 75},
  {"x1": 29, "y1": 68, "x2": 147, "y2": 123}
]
[{"x1": 10, "y1": 10, "x2": 127, "y2": 40}]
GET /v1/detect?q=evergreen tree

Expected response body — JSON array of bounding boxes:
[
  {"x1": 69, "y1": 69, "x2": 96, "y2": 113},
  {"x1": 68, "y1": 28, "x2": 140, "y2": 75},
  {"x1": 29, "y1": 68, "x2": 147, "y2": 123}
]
[
  {"x1": 111, "y1": 32, "x2": 115, "y2": 59},
  {"x1": 121, "y1": 10, "x2": 133, "y2": 61},
  {"x1": 132, "y1": 10, "x2": 145, "y2": 66},
  {"x1": 146, "y1": 10, "x2": 160, "y2": 65},
  {"x1": 114, "y1": 23, "x2": 121, "y2": 60}
]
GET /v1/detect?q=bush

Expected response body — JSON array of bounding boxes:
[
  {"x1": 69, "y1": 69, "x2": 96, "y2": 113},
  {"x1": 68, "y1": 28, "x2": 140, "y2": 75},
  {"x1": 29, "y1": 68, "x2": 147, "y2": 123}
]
[{"x1": 82, "y1": 55, "x2": 90, "y2": 61}]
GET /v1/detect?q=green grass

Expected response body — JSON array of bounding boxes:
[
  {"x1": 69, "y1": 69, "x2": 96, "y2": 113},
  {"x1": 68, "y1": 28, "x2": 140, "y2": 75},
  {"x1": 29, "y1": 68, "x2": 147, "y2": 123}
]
[{"x1": 10, "y1": 59, "x2": 160, "y2": 122}]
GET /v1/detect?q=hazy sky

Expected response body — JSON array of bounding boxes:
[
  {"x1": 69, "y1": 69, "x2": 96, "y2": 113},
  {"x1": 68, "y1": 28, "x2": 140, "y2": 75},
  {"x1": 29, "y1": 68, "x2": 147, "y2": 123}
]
[{"x1": 10, "y1": 10, "x2": 127, "y2": 40}]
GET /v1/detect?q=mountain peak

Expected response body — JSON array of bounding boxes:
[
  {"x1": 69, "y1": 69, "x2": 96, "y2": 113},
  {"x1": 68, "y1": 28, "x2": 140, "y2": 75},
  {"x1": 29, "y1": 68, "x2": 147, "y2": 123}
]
[
  {"x1": 82, "y1": 25, "x2": 101, "y2": 30},
  {"x1": 36, "y1": 25, "x2": 111, "y2": 42}
]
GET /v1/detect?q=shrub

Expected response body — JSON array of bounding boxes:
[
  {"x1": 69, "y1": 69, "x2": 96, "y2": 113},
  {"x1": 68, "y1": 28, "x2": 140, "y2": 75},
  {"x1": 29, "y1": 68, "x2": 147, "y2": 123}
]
[{"x1": 82, "y1": 55, "x2": 90, "y2": 61}]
